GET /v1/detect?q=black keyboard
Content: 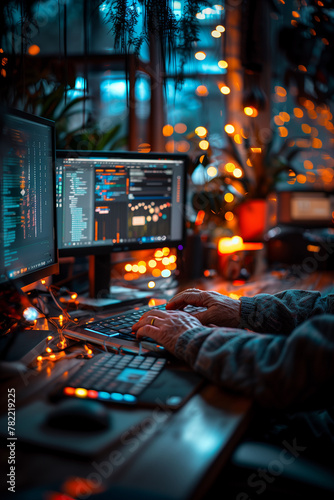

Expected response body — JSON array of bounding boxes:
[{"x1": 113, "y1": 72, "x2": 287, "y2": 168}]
[
  {"x1": 84, "y1": 303, "x2": 167, "y2": 343},
  {"x1": 54, "y1": 351, "x2": 204, "y2": 409},
  {"x1": 83, "y1": 303, "x2": 206, "y2": 343}
]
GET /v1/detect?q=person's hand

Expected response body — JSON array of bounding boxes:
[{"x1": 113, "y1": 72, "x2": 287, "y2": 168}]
[
  {"x1": 132, "y1": 309, "x2": 202, "y2": 353},
  {"x1": 166, "y1": 288, "x2": 241, "y2": 328}
]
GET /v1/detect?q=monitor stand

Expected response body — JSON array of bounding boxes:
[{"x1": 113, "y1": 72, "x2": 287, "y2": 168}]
[{"x1": 75, "y1": 254, "x2": 151, "y2": 311}]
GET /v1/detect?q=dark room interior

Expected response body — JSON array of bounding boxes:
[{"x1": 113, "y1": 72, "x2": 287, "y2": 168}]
[{"x1": 1, "y1": 1, "x2": 334, "y2": 499}]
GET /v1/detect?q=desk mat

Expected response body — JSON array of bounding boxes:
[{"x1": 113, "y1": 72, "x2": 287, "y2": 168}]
[{"x1": 0, "y1": 400, "x2": 155, "y2": 459}]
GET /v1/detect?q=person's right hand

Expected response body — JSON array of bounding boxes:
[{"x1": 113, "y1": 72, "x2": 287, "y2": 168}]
[{"x1": 166, "y1": 288, "x2": 241, "y2": 328}]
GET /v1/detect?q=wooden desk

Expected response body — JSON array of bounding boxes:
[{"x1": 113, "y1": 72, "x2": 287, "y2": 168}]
[{"x1": 1, "y1": 269, "x2": 332, "y2": 499}]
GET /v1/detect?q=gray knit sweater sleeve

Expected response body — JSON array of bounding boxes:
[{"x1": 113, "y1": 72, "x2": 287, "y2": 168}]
[{"x1": 173, "y1": 289, "x2": 334, "y2": 409}]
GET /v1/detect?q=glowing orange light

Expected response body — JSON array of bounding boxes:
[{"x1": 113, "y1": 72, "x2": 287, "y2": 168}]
[
  {"x1": 312, "y1": 138, "x2": 322, "y2": 148},
  {"x1": 301, "y1": 123, "x2": 311, "y2": 134},
  {"x1": 125, "y1": 263, "x2": 132, "y2": 272},
  {"x1": 225, "y1": 162, "x2": 236, "y2": 172},
  {"x1": 225, "y1": 124, "x2": 235, "y2": 134},
  {"x1": 174, "y1": 123, "x2": 187, "y2": 134},
  {"x1": 304, "y1": 160, "x2": 313, "y2": 169},
  {"x1": 47, "y1": 335, "x2": 53, "y2": 341},
  {"x1": 71, "y1": 293, "x2": 78, "y2": 300},
  {"x1": 293, "y1": 108, "x2": 304, "y2": 118},
  {"x1": 148, "y1": 281, "x2": 156, "y2": 289},
  {"x1": 64, "y1": 387, "x2": 76, "y2": 396},
  {"x1": 138, "y1": 143, "x2": 151, "y2": 152},
  {"x1": 296, "y1": 174, "x2": 307, "y2": 184},
  {"x1": 275, "y1": 86, "x2": 287, "y2": 97},
  {"x1": 250, "y1": 147, "x2": 262, "y2": 153},
  {"x1": 28, "y1": 44, "x2": 40, "y2": 55},
  {"x1": 218, "y1": 236, "x2": 244, "y2": 254},
  {"x1": 195, "y1": 210, "x2": 205, "y2": 226},
  {"x1": 224, "y1": 193, "x2": 234, "y2": 203},
  {"x1": 196, "y1": 85, "x2": 209, "y2": 96},
  {"x1": 244, "y1": 106, "x2": 258, "y2": 117},
  {"x1": 298, "y1": 65, "x2": 307, "y2": 72},
  {"x1": 224, "y1": 211, "x2": 234, "y2": 221},
  {"x1": 46, "y1": 347, "x2": 52, "y2": 353},
  {"x1": 292, "y1": 11, "x2": 300, "y2": 18},
  {"x1": 162, "y1": 124, "x2": 173, "y2": 137},
  {"x1": 278, "y1": 126, "x2": 288, "y2": 137},
  {"x1": 37, "y1": 356, "x2": 43, "y2": 362},
  {"x1": 152, "y1": 268, "x2": 161, "y2": 278}
]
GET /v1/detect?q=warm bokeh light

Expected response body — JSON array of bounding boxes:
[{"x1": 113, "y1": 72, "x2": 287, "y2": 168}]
[
  {"x1": 298, "y1": 65, "x2": 307, "y2": 72},
  {"x1": 195, "y1": 51, "x2": 206, "y2": 60},
  {"x1": 293, "y1": 108, "x2": 304, "y2": 118},
  {"x1": 244, "y1": 106, "x2": 258, "y2": 117},
  {"x1": 165, "y1": 140, "x2": 175, "y2": 153},
  {"x1": 225, "y1": 124, "x2": 235, "y2": 134},
  {"x1": 304, "y1": 160, "x2": 313, "y2": 169},
  {"x1": 274, "y1": 115, "x2": 284, "y2": 126},
  {"x1": 233, "y1": 134, "x2": 242, "y2": 144},
  {"x1": 275, "y1": 86, "x2": 287, "y2": 97},
  {"x1": 196, "y1": 85, "x2": 209, "y2": 96},
  {"x1": 224, "y1": 211, "x2": 234, "y2": 221},
  {"x1": 312, "y1": 138, "x2": 322, "y2": 148},
  {"x1": 302, "y1": 123, "x2": 311, "y2": 134},
  {"x1": 148, "y1": 281, "x2": 156, "y2": 289},
  {"x1": 225, "y1": 162, "x2": 236, "y2": 172},
  {"x1": 125, "y1": 263, "x2": 132, "y2": 272},
  {"x1": 28, "y1": 44, "x2": 40, "y2": 55},
  {"x1": 224, "y1": 192, "x2": 234, "y2": 203},
  {"x1": 278, "y1": 126, "x2": 288, "y2": 137},
  {"x1": 199, "y1": 139, "x2": 209, "y2": 150},
  {"x1": 220, "y1": 85, "x2": 230, "y2": 95},
  {"x1": 176, "y1": 140, "x2": 190, "y2": 152},
  {"x1": 195, "y1": 126, "x2": 208, "y2": 137},
  {"x1": 218, "y1": 60, "x2": 228, "y2": 69},
  {"x1": 207, "y1": 166, "x2": 218, "y2": 177},
  {"x1": 218, "y1": 235, "x2": 243, "y2": 254},
  {"x1": 296, "y1": 174, "x2": 307, "y2": 184},
  {"x1": 280, "y1": 112, "x2": 290, "y2": 122},
  {"x1": 233, "y1": 168, "x2": 243, "y2": 178},
  {"x1": 162, "y1": 124, "x2": 173, "y2": 136},
  {"x1": 211, "y1": 30, "x2": 221, "y2": 38},
  {"x1": 174, "y1": 122, "x2": 187, "y2": 134},
  {"x1": 138, "y1": 143, "x2": 151, "y2": 152},
  {"x1": 216, "y1": 25, "x2": 225, "y2": 32}
]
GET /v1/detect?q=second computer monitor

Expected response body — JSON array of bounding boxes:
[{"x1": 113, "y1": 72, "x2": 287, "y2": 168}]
[{"x1": 56, "y1": 151, "x2": 188, "y2": 257}]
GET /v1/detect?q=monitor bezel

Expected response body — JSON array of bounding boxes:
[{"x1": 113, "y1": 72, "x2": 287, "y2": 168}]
[
  {"x1": 56, "y1": 149, "x2": 189, "y2": 257},
  {"x1": 1, "y1": 108, "x2": 59, "y2": 286}
]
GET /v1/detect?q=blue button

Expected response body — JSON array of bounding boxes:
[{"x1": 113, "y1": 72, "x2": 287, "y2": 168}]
[
  {"x1": 123, "y1": 394, "x2": 137, "y2": 403},
  {"x1": 110, "y1": 392, "x2": 124, "y2": 401},
  {"x1": 98, "y1": 391, "x2": 110, "y2": 399}
]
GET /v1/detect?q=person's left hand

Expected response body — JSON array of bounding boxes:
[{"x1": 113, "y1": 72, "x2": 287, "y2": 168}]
[{"x1": 132, "y1": 309, "x2": 202, "y2": 353}]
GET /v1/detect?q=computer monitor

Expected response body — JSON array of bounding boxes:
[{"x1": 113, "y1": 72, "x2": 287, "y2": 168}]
[
  {"x1": 0, "y1": 108, "x2": 59, "y2": 288},
  {"x1": 56, "y1": 150, "x2": 188, "y2": 297}
]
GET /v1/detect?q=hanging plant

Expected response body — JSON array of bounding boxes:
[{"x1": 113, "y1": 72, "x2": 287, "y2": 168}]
[{"x1": 97, "y1": 0, "x2": 211, "y2": 83}]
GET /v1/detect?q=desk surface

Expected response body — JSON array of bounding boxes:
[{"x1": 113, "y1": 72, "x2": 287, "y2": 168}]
[{"x1": 1, "y1": 269, "x2": 332, "y2": 500}]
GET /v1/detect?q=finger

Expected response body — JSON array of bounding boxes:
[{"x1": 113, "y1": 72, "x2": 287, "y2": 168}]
[
  {"x1": 132, "y1": 311, "x2": 165, "y2": 330},
  {"x1": 166, "y1": 290, "x2": 205, "y2": 310},
  {"x1": 136, "y1": 325, "x2": 159, "y2": 340}
]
